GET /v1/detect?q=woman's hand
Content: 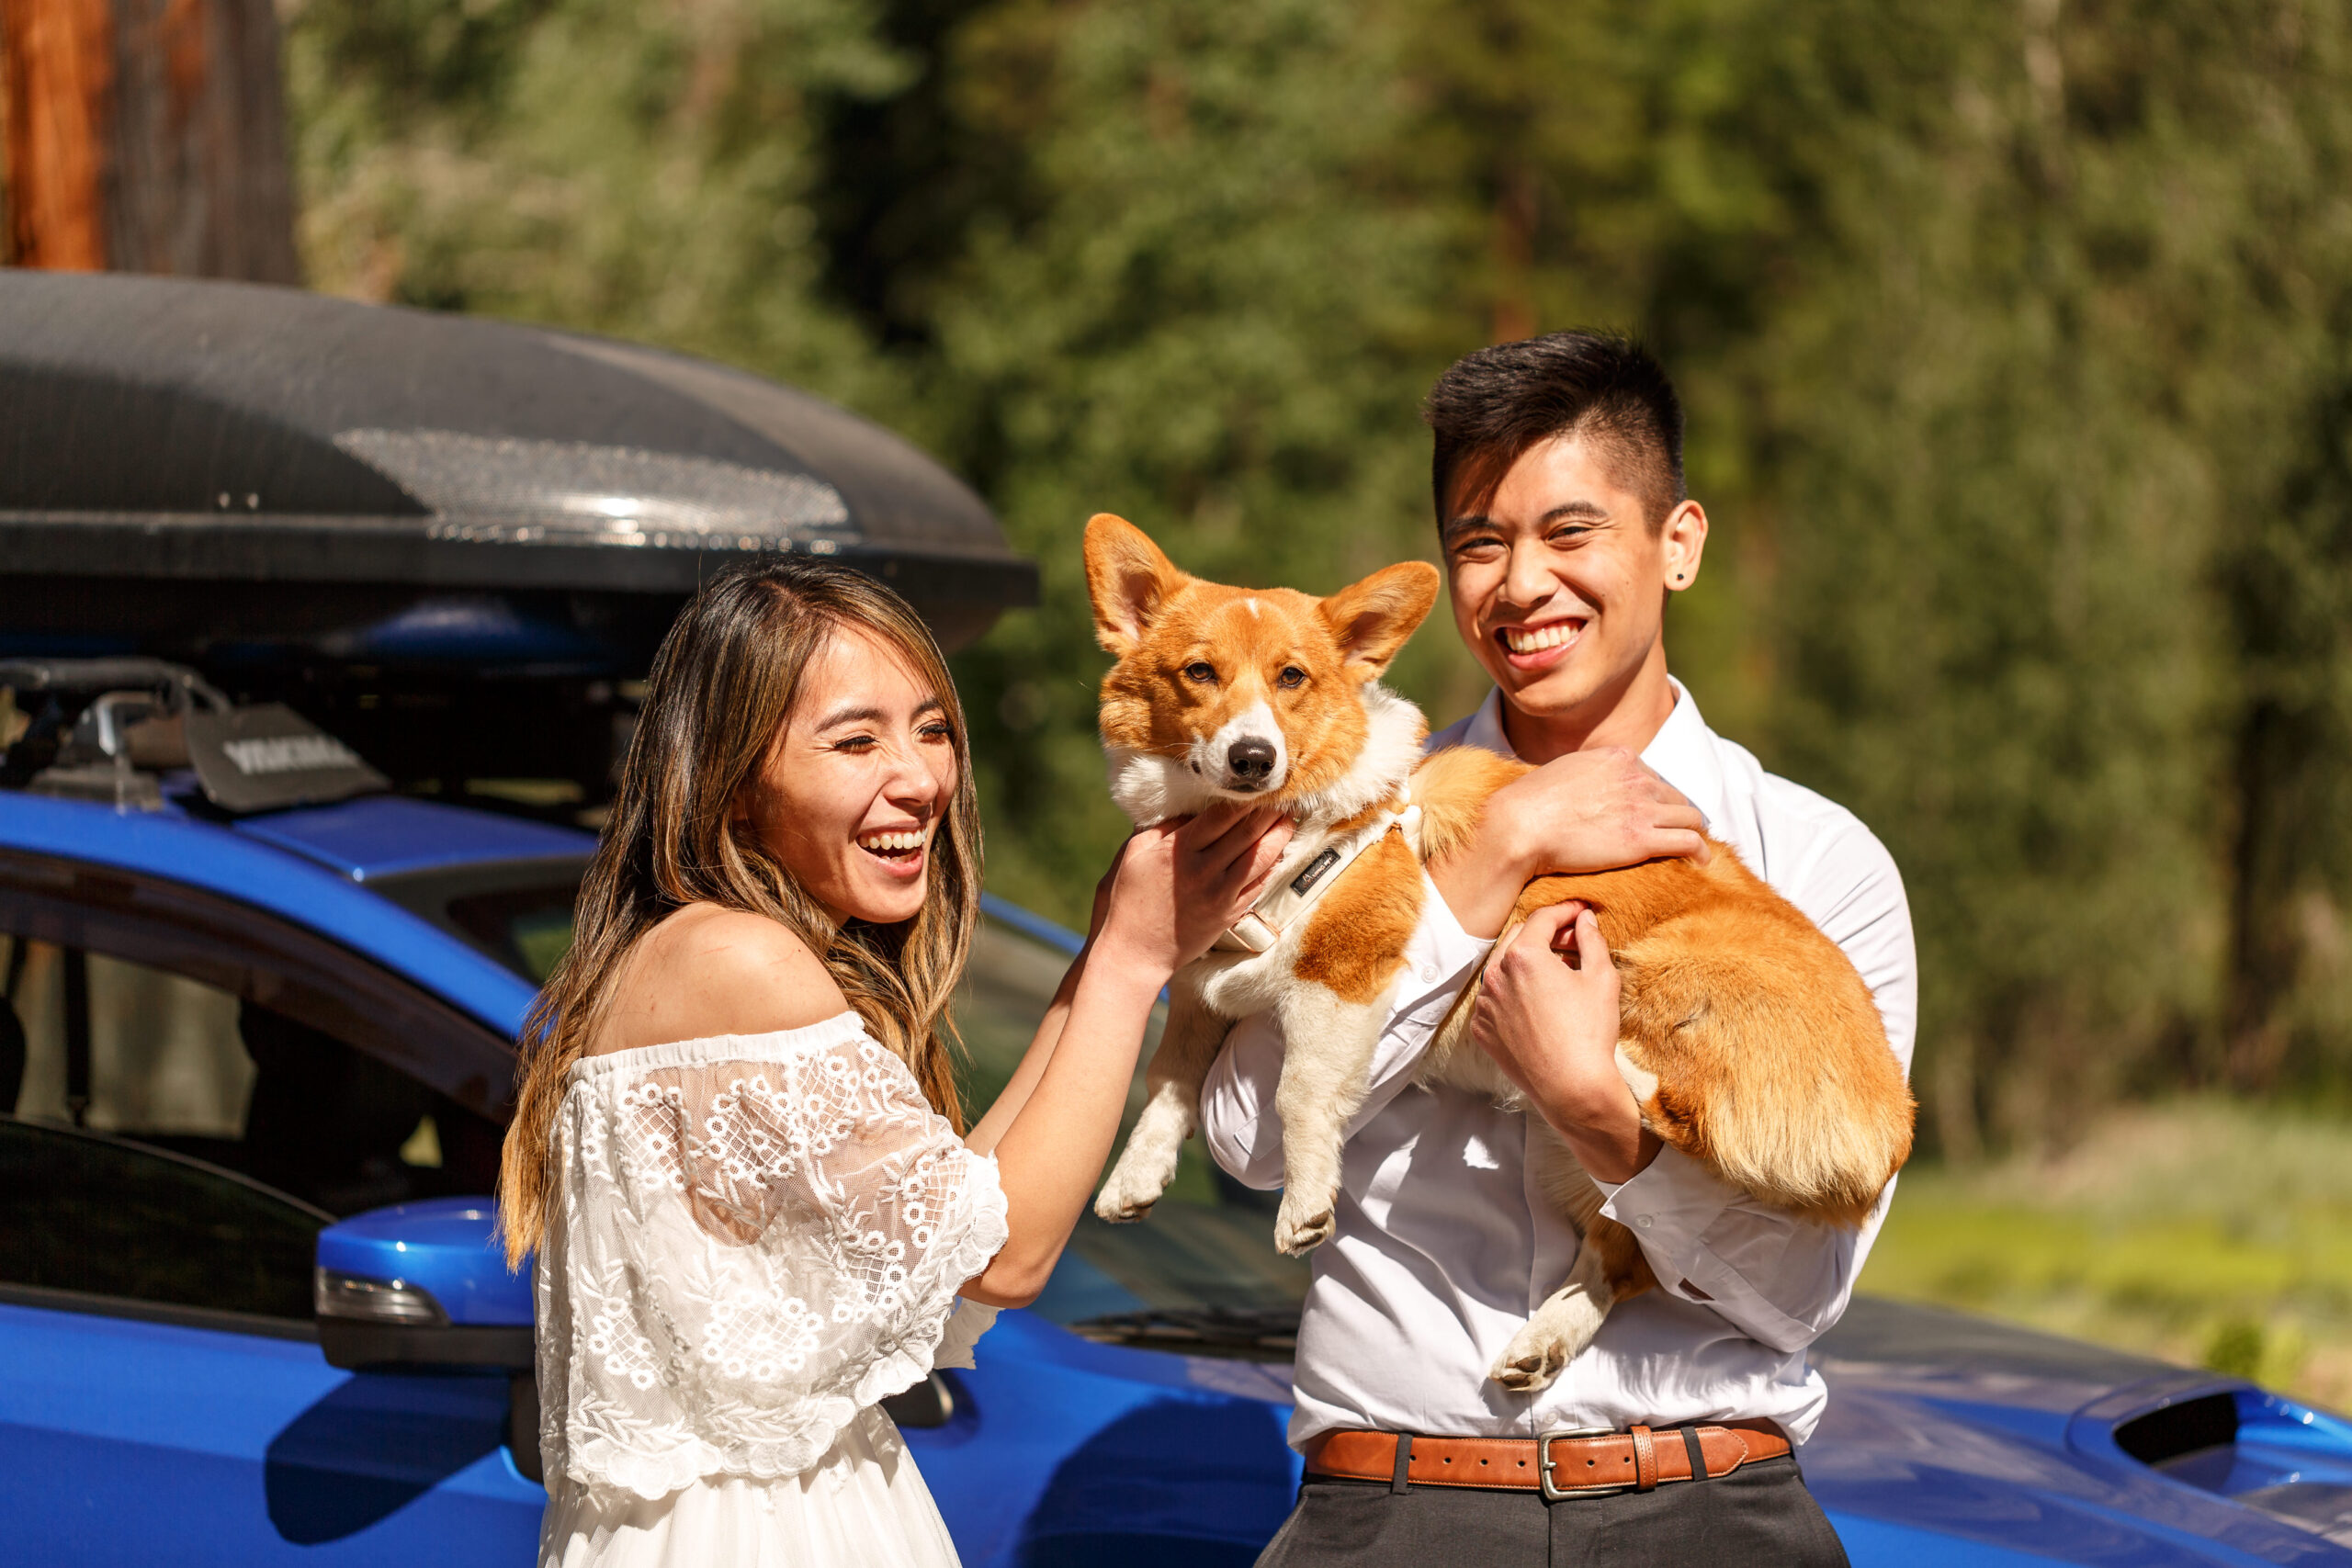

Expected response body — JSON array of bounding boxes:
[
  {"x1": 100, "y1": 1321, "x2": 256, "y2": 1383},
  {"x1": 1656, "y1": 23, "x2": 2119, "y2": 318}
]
[
  {"x1": 1430, "y1": 748, "x2": 1709, "y2": 938},
  {"x1": 1469, "y1": 901, "x2": 1657, "y2": 1183},
  {"x1": 1094, "y1": 803, "x2": 1295, "y2": 981}
]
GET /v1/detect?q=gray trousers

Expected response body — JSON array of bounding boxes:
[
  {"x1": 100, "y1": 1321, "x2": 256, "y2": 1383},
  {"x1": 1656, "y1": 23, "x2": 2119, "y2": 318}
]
[{"x1": 1256, "y1": 1455, "x2": 1850, "y2": 1568}]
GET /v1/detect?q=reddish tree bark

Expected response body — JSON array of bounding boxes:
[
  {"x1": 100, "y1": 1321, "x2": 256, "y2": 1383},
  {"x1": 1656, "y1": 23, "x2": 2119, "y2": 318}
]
[
  {"x1": 3, "y1": 0, "x2": 113, "y2": 269},
  {"x1": 3, "y1": 0, "x2": 299, "y2": 281}
]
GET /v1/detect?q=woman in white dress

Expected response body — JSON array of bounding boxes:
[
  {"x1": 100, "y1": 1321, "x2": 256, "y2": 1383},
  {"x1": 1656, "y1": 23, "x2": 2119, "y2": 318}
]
[{"x1": 495, "y1": 558, "x2": 1295, "y2": 1568}]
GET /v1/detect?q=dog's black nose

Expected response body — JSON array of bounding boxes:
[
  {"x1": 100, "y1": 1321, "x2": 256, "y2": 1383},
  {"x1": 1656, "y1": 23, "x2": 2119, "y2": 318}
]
[{"x1": 1227, "y1": 739, "x2": 1277, "y2": 783}]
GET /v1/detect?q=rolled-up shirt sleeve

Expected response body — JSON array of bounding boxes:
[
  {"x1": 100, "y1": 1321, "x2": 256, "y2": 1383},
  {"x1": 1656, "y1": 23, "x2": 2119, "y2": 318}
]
[
  {"x1": 1594, "y1": 819, "x2": 1917, "y2": 1353},
  {"x1": 1201, "y1": 872, "x2": 1494, "y2": 1190}
]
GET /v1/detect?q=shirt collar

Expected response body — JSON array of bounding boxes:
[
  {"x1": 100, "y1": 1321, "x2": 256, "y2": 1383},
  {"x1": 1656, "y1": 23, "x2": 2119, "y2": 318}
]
[{"x1": 1459, "y1": 677, "x2": 1726, "y2": 830}]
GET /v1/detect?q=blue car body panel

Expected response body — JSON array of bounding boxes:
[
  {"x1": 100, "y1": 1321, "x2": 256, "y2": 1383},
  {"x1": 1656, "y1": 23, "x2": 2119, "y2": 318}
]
[
  {"x1": 0, "y1": 1303, "x2": 540, "y2": 1567},
  {"x1": 0, "y1": 792, "x2": 547, "y2": 1037},
  {"x1": 1807, "y1": 1348, "x2": 2351, "y2": 1565},
  {"x1": 230, "y1": 795, "x2": 595, "y2": 883},
  {"x1": 7, "y1": 788, "x2": 2352, "y2": 1564}
]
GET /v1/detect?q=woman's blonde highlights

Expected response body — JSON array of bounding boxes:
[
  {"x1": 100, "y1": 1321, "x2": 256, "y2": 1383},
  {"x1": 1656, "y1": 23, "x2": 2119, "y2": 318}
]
[{"x1": 497, "y1": 559, "x2": 980, "y2": 1265}]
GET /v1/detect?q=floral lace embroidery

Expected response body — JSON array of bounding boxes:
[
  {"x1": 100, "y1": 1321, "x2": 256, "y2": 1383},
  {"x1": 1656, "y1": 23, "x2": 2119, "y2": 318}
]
[{"x1": 536, "y1": 1016, "x2": 1007, "y2": 1498}]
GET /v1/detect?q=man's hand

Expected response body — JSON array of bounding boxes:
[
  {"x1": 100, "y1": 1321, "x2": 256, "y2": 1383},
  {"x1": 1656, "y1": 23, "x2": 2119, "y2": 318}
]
[
  {"x1": 1469, "y1": 902, "x2": 1658, "y2": 1184},
  {"x1": 1430, "y1": 747, "x2": 1708, "y2": 939}
]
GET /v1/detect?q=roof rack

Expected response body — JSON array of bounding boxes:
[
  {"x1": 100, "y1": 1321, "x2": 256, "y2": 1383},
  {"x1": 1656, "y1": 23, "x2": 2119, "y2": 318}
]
[{"x1": 1, "y1": 658, "x2": 387, "y2": 816}]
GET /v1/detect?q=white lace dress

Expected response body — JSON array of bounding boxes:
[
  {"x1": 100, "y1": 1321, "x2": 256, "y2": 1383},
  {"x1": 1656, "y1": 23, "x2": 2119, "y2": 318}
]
[{"x1": 535, "y1": 1012, "x2": 1009, "y2": 1568}]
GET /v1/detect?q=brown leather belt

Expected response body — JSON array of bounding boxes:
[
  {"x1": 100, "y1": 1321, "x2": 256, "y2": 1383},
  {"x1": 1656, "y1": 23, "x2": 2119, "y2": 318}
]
[{"x1": 1306, "y1": 1423, "x2": 1792, "y2": 1500}]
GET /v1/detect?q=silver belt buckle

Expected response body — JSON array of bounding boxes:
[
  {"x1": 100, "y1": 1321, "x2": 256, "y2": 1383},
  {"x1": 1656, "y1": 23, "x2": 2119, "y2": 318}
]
[{"x1": 1536, "y1": 1427, "x2": 1624, "y2": 1500}]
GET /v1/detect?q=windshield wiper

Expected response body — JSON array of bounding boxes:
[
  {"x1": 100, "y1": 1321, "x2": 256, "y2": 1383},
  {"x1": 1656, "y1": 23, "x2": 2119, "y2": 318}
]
[{"x1": 1070, "y1": 1306, "x2": 1301, "y2": 1358}]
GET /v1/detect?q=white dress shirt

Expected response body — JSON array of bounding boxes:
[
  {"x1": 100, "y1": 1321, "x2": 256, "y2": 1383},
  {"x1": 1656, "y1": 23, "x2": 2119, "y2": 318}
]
[{"x1": 1199, "y1": 680, "x2": 1917, "y2": 1449}]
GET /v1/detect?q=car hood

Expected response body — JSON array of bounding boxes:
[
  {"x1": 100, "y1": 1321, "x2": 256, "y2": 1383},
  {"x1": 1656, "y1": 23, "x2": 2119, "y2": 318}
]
[{"x1": 1808, "y1": 1298, "x2": 2352, "y2": 1564}]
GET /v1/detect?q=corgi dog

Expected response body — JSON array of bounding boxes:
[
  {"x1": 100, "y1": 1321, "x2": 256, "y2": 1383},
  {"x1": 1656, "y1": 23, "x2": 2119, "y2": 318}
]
[{"x1": 1083, "y1": 513, "x2": 1916, "y2": 1390}]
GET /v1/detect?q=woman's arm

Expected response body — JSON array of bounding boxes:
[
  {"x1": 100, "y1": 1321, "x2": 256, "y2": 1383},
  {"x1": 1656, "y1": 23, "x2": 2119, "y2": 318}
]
[
  {"x1": 962, "y1": 804, "x2": 1292, "y2": 1306},
  {"x1": 964, "y1": 860, "x2": 1119, "y2": 1155}
]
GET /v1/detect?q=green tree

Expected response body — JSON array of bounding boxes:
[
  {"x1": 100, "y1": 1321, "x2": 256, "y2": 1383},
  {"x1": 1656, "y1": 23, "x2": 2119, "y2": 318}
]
[
  {"x1": 280, "y1": 0, "x2": 2352, "y2": 1148},
  {"x1": 913, "y1": 0, "x2": 1481, "y2": 917},
  {"x1": 287, "y1": 0, "x2": 910, "y2": 406}
]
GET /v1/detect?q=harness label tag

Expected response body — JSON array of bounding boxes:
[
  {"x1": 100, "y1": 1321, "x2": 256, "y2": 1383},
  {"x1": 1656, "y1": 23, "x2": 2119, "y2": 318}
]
[{"x1": 1289, "y1": 846, "x2": 1343, "y2": 897}]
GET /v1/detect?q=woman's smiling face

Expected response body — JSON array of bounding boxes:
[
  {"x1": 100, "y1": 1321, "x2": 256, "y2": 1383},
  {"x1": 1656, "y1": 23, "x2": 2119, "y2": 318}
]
[{"x1": 734, "y1": 624, "x2": 957, "y2": 928}]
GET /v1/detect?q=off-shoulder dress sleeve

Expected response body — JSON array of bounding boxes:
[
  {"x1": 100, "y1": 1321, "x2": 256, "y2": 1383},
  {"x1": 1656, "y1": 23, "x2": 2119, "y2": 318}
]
[{"x1": 537, "y1": 1014, "x2": 1008, "y2": 1499}]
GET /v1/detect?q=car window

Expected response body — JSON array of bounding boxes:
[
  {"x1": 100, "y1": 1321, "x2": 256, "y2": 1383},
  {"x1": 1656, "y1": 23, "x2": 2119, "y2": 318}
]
[
  {"x1": 0, "y1": 1116, "x2": 326, "y2": 1321},
  {"x1": 6, "y1": 941, "x2": 251, "y2": 1136},
  {"x1": 2, "y1": 931, "x2": 501, "y2": 1216},
  {"x1": 368, "y1": 858, "x2": 587, "y2": 984},
  {"x1": 0, "y1": 858, "x2": 513, "y2": 1218}
]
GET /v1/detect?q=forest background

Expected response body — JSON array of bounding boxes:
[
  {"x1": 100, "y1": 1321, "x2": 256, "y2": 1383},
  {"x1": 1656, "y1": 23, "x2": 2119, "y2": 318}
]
[{"x1": 18, "y1": 0, "x2": 2352, "y2": 1390}]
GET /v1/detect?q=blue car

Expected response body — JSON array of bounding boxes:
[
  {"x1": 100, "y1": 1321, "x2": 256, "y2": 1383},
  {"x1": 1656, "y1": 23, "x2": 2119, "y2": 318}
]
[{"x1": 6, "y1": 694, "x2": 2352, "y2": 1566}]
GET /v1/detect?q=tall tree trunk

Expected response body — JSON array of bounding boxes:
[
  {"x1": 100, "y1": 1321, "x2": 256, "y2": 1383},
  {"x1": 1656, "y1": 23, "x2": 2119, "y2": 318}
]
[
  {"x1": 3, "y1": 0, "x2": 299, "y2": 281},
  {"x1": 3, "y1": 0, "x2": 112, "y2": 268},
  {"x1": 1489, "y1": 161, "x2": 1536, "y2": 345},
  {"x1": 2220, "y1": 381, "x2": 2352, "y2": 1093}
]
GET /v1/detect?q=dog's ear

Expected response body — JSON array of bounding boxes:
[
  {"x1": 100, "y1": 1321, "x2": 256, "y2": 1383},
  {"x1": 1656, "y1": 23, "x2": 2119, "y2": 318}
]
[
  {"x1": 1319, "y1": 561, "x2": 1441, "y2": 680},
  {"x1": 1083, "y1": 513, "x2": 1190, "y2": 655}
]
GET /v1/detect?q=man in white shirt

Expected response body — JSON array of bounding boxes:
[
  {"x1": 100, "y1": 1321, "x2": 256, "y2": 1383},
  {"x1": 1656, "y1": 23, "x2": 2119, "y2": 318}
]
[{"x1": 1200, "y1": 333, "x2": 1914, "y2": 1564}]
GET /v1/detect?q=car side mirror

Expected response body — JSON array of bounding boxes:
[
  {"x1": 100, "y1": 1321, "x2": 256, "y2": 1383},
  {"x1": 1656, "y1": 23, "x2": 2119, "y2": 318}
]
[
  {"x1": 314, "y1": 1197, "x2": 533, "y2": 1373},
  {"x1": 312, "y1": 1194, "x2": 959, "y2": 1481},
  {"x1": 314, "y1": 1197, "x2": 543, "y2": 1482}
]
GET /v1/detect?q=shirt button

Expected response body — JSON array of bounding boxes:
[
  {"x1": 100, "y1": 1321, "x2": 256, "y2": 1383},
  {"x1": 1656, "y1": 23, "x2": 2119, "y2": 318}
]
[
  {"x1": 1421, "y1": 965, "x2": 1440, "y2": 983},
  {"x1": 1634, "y1": 1215, "x2": 1654, "y2": 1230}
]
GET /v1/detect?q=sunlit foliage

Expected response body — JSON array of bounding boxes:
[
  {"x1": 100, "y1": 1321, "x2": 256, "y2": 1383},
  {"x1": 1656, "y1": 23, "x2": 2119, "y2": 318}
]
[{"x1": 285, "y1": 0, "x2": 2352, "y2": 1152}]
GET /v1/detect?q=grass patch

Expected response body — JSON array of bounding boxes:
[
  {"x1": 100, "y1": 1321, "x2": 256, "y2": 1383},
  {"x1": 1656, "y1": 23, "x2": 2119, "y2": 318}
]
[{"x1": 1862, "y1": 1098, "x2": 2352, "y2": 1405}]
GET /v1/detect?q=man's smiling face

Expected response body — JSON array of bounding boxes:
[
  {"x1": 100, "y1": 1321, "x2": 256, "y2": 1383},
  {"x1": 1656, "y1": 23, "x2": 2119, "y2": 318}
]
[{"x1": 1441, "y1": 433, "x2": 1706, "y2": 731}]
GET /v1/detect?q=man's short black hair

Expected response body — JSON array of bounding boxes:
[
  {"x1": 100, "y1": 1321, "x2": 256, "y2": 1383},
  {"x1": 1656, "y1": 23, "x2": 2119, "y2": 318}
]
[{"x1": 1422, "y1": 331, "x2": 1686, "y2": 528}]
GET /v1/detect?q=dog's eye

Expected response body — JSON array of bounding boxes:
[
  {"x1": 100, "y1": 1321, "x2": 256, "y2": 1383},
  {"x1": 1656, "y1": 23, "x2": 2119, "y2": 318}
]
[
  {"x1": 1277, "y1": 666, "x2": 1307, "y2": 689},
  {"x1": 1182, "y1": 661, "x2": 1217, "y2": 683}
]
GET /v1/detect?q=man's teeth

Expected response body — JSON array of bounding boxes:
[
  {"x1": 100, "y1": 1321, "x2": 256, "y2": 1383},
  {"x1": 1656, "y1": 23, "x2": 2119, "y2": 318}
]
[
  {"x1": 858, "y1": 830, "x2": 925, "y2": 852},
  {"x1": 1504, "y1": 622, "x2": 1581, "y2": 653}
]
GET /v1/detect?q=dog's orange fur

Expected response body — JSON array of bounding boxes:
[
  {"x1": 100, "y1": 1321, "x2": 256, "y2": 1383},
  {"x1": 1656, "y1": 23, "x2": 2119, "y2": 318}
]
[
  {"x1": 1081, "y1": 513, "x2": 1914, "y2": 1385},
  {"x1": 1416, "y1": 745, "x2": 1914, "y2": 1226},
  {"x1": 1294, "y1": 829, "x2": 1426, "y2": 1005}
]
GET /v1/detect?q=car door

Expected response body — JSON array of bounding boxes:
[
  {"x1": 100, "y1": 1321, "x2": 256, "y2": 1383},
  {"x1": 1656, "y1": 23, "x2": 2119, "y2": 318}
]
[{"x1": 0, "y1": 847, "x2": 547, "y2": 1565}]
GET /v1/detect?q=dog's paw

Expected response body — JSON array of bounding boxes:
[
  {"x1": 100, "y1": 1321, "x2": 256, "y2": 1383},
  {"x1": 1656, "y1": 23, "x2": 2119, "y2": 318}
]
[
  {"x1": 1488, "y1": 1323, "x2": 1571, "y2": 1393},
  {"x1": 1273, "y1": 1192, "x2": 1336, "y2": 1256},
  {"x1": 1095, "y1": 1134, "x2": 1183, "y2": 1224},
  {"x1": 1094, "y1": 1168, "x2": 1166, "y2": 1224},
  {"x1": 1092, "y1": 1189, "x2": 1154, "y2": 1224},
  {"x1": 1488, "y1": 1292, "x2": 1608, "y2": 1392}
]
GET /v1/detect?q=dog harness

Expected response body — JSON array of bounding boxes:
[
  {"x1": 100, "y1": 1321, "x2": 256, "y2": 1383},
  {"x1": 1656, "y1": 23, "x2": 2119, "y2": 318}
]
[{"x1": 1212, "y1": 790, "x2": 1421, "y2": 955}]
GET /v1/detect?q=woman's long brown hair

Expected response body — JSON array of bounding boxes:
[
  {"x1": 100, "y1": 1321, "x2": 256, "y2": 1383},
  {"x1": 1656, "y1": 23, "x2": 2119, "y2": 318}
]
[{"x1": 498, "y1": 558, "x2": 980, "y2": 1265}]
